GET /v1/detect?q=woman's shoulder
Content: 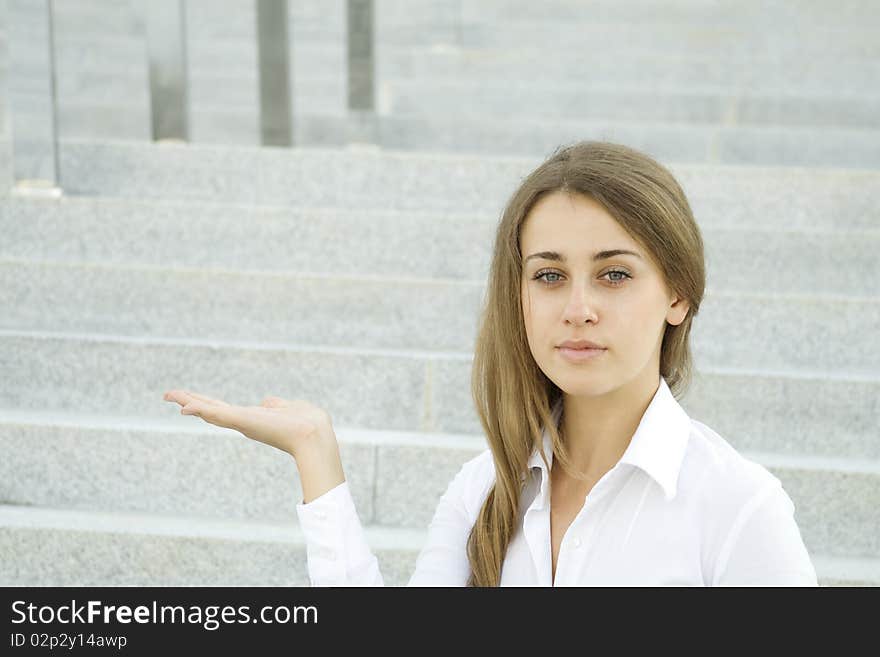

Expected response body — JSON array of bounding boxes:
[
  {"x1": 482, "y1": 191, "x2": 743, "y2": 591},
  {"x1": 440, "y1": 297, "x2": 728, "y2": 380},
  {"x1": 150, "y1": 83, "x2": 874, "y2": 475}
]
[
  {"x1": 443, "y1": 448, "x2": 497, "y2": 521},
  {"x1": 458, "y1": 448, "x2": 497, "y2": 489},
  {"x1": 680, "y1": 417, "x2": 813, "y2": 584},
  {"x1": 680, "y1": 417, "x2": 787, "y2": 514}
]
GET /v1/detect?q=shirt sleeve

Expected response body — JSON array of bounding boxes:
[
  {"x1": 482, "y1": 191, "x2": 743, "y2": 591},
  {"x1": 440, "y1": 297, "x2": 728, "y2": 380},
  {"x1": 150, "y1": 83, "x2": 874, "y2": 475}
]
[
  {"x1": 295, "y1": 480, "x2": 384, "y2": 586},
  {"x1": 712, "y1": 480, "x2": 819, "y2": 586},
  {"x1": 406, "y1": 457, "x2": 479, "y2": 586},
  {"x1": 295, "y1": 456, "x2": 482, "y2": 587}
]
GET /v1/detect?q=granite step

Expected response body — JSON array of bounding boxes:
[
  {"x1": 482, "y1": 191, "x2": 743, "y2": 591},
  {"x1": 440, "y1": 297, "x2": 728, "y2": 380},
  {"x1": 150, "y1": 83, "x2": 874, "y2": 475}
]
[
  {"x1": 0, "y1": 407, "x2": 878, "y2": 560},
  {"x1": 0, "y1": 502, "x2": 876, "y2": 586},
  {"x1": 395, "y1": 14, "x2": 880, "y2": 54},
  {"x1": 35, "y1": 79, "x2": 880, "y2": 144},
  {"x1": 445, "y1": 0, "x2": 880, "y2": 32},
  {"x1": 0, "y1": 330, "x2": 876, "y2": 461},
  {"x1": 0, "y1": 503, "x2": 418, "y2": 586},
  {"x1": 0, "y1": 195, "x2": 877, "y2": 290},
  {"x1": 0, "y1": 258, "x2": 877, "y2": 373},
  {"x1": 9, "y1": 107, "x2": 880, "y2": 163},
  {"x1": 378, "y1": 80, "x2": 880, "y2": 130},
  {"x1": 30, "y1": 48, "x2": 880, "y2": 104},
  {"x1": 42, "y1": 140, "x2": 880, "y2": 214},
  {"x1": 338, "y1": 113, "x2": 880, "y2": 167}
]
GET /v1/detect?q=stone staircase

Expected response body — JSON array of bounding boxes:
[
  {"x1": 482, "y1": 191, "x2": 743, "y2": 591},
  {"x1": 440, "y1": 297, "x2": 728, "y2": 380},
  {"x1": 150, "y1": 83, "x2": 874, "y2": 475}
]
[{"x1": 0, "y1": 0, "x2": 878, "y2": 586}]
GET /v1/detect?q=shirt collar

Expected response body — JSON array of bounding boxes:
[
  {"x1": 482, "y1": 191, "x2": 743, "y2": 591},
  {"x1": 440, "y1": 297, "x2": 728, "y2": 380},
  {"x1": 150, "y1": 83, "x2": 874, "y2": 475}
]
[{"x1": 526, "y1": 376, "x2": 691, "y2": 502}]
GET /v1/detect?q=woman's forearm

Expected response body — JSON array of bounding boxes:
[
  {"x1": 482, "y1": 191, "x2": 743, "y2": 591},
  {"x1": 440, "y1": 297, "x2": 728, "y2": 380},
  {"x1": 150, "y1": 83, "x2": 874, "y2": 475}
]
[{"x1": 292, "y1": 430, "x2": 346, "y2": 504}]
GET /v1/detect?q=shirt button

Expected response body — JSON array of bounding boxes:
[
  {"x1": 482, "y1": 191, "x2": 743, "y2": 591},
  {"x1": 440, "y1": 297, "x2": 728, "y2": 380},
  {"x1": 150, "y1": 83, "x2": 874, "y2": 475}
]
[
  {"x1": 573, "y1": 538, "x2": 582, "y2": 549},
  {"x1": 315, "y1": 510, "x2": 326, "y2": 520}
]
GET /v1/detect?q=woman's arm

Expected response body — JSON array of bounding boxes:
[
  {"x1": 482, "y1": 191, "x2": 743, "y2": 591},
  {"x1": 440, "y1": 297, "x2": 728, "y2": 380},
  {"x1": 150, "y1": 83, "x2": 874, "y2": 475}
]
[
  {"x1": 296, "y1": 478, "x2": 385, "y2": 586},
  {"x1": 164, "y1": 388, "x2": 483, "y2": 586},
  {"x1": 295, "y1": 431, "x2": 346, "y2": 504},
  {"x1": 296, "y1": 450, "x2": 488, "y2": 587},
  {"x1": 164, "y1": 389, "x2": 381, "y2": 584}
]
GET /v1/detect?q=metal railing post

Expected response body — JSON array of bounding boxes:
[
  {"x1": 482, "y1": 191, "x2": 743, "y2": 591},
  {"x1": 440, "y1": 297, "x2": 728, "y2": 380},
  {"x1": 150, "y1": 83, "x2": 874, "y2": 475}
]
[
  {"x1": 256, "y1": 0, "x2": 293, "y2": 147},
  {"x1": 8, "y1": 0, "x2": 61, "y2": 196},
  {"x1": 347, "y1": 0, "x2": 374, "y2": 110},
  {"x1": 347, "y1": 0, "x2": 376, "y2": 144},
  {"x1": 142, "y1": 0, "x2": 189, "y2": 141}
]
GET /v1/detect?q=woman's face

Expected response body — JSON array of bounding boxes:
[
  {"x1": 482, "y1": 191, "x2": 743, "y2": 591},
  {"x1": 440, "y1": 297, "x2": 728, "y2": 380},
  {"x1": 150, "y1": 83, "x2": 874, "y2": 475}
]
[{"x1": 520, "y1": 191, "x2": 689, "y2": 397}]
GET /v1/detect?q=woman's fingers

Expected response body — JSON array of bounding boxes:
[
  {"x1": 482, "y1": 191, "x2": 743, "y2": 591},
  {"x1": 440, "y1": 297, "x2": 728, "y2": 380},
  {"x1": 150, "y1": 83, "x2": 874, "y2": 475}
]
[
  {"x1": 260, "y1": 395, "x2": 290, "y2": 408},
  {"x1": 187, "y1": 391, "x2": 231, "y2": 406},
  {"x1": 166, "y1": 390, "x2": 228, "y2": 406},
  {"x1": 163, "y1": 389, "x2": 235, "y2": 425},
  {"x1": 163, "y1": 389, "x2": 334, "y2": 456},
  {"x1": 164, "y1": 389, "x2": 193, "y2": 405},
  {"x1": 164, "y1": 389, "x2": 274, "y2": 437},
  {"x1": 191, "y1": 402, "x2": 244, "y2": 431},
  {"x1": 182, "y1": 397, "x2": 245, "y2": 432},
  {"x1": 164, "y1": 390, "x2": 226, "y2": 408}
]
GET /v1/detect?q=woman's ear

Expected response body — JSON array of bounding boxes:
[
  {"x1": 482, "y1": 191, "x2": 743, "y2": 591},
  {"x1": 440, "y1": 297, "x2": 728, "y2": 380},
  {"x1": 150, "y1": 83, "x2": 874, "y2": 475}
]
[{"x1": 666, "y1": 296, "x2": 690, "y2": 327}]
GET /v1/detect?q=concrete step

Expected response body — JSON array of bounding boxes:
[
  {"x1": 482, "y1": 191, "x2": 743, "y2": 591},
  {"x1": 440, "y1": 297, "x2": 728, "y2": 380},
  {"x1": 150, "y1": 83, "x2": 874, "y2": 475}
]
[
  {"x1": 387, "y1": 13, "x2": 880, "y2": 53},
  {"x1": 43, "y1": 140, "x2": 880, "y2": 218},
  {"x1": 43, "y1": 68, "x2": 342, "y2": 111},
  {"x1": 376, "y1": 48, "x2": 880, "y2": 97},
  {"x1": 41, "y1": 78, "x2": 880, "y2": 141},
  {"x1": 0, "y1": 502, "x2": 875, "y2": 586},
  {"x1": 0, "y1": 193, "x2": 877, "y2": 292},
  {"x1": 44, "y1": 111, "x2": 880, "y2": 166},
  {"x1": 53, "y1": 103, "x2": 150, "y2": 141},
  {"x1": 809, "y1": 554, "x2": 880, "y2": 587},
  {"x1": 0, "y1": 193, "x2": 877, "y2": 280},
  {"x1": 0, "y1": 257, "x2": 876, "y2": 373},
  {"x1": 0, "y1": 409, "x2": 483, "y2": 531},
  {"x1": 22, "y1": 32, "x2": 880, "y2": 83},
  {"x1": 0, "y1": 329, "x2": 876, "y2": 460},
  {"x1": 379, "y1": 80, "x2": 880, "y2": 131},
  {"x1": 0, "y1": 407, "x2": 878, "y2": 560},
  {"x1": 10, "y1": 0, "x2": 875, "y2": 36},
  {"x1": 11, "y1": 27, "x2": 878, "y2": 115},
  {"x1": 47, "y1": 105, "x2": 330, "y2": 146},
  {"x1": 30, "y1": 36, "x2": 342, "y2": 79},
  {"x1": 352, "y1": 113, "x2": 880, "y2": 167},
  {"x1": 40, "y1": 105, "x2": 880, "y2": 155},
  {"x1": 450, "y1": 0, "x2": 880, "y2": 33},
  {"x1": 17, "y1": 38, "x2": 880, "y2": 104},
  {"x1": 51, "y1": 103, "x2": 337, "y2": 145},
  {"x1": 13, "y1": 139, "x2": 880, "y2": 213},
  {"x1": 6, "y1": 1, "x2": 875, "y2": 114},
  {"x1": 9, "y1": 0, "x2": 878, "y2": 54},
  {"x1": 7, "y1": 0, "x2": 344, "y2": 44},
  {"x1": 11, "y1": 51, "x2": 880, "y2": 161},
  {"x1": 0, "y1": 503, "x2": 418, "y2": 586}
]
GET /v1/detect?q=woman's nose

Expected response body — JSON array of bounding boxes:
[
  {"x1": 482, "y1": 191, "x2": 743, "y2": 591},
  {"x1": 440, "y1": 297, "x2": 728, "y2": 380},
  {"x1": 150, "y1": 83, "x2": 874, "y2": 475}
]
[{"x1": 563, "y1": 285, "x2": 599, "y2": 324}]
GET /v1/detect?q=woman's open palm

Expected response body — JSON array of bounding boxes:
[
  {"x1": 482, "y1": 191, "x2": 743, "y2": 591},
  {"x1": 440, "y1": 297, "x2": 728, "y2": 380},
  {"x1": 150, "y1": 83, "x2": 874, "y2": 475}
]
[{"x1": 162, "y1": 389, "x2": 333, "y2": 458}]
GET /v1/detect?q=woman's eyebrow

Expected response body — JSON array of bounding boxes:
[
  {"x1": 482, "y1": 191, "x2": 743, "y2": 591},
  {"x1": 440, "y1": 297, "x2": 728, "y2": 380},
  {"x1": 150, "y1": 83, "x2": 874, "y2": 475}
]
[{"x1": 524, "y1": 249, "x2": 643, "y2": 264}]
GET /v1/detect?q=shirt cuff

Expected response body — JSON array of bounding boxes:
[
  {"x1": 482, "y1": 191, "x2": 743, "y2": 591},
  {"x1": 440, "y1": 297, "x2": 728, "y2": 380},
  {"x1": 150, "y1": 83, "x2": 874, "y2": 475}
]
[{"x1": 295, "y1": 480, "x2": 382, "y2": 586}]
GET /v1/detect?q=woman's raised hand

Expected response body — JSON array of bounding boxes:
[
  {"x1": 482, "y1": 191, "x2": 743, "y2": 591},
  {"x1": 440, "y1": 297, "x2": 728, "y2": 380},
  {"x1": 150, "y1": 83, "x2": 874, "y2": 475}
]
[{"x1": 162, "y1": 389, "x2": 335, "y2": 460}]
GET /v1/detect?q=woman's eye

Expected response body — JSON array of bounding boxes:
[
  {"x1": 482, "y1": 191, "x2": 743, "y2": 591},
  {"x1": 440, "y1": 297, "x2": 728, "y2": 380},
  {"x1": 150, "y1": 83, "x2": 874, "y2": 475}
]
[
  {"x1": 532, "y1": 269, "x2": 631, "y2": 286},
  {"x1": 535, "y1": 271, "x2": 562, "y2": 284},
  {"x1": 604, "y1": 270, "x2": 631, "y2": 285}
]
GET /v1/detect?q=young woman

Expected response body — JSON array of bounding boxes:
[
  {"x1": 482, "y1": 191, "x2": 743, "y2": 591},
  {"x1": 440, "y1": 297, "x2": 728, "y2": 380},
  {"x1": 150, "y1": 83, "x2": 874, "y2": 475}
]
[{"x1": 164, "y1": 140, "x2": 817, "y2": 587}]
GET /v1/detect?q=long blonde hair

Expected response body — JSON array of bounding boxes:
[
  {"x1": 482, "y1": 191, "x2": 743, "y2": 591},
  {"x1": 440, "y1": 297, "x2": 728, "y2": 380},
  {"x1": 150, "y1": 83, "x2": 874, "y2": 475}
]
[{"x1": 466, "y1": 140, "x2": 706, "y2": 586}]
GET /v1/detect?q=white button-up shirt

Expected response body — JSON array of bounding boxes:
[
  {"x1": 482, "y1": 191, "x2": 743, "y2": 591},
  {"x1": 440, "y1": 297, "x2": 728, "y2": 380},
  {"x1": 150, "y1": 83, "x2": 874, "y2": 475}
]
[{"x1": 295, "y1": 376, "x2": 818, "y2": 586}]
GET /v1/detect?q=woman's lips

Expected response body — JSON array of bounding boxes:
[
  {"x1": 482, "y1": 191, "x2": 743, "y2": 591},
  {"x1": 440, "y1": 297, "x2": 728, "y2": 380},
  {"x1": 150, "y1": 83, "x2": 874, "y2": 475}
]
[{"x1": 556, "y1": 346, "x2": 607, "y2": 363}]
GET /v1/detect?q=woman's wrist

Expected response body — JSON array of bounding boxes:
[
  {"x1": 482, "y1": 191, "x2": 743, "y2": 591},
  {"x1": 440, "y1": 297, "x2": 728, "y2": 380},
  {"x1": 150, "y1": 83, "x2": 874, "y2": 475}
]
[{"x1": 292, "y1": 431, "x2": 346, "y2": 504}]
